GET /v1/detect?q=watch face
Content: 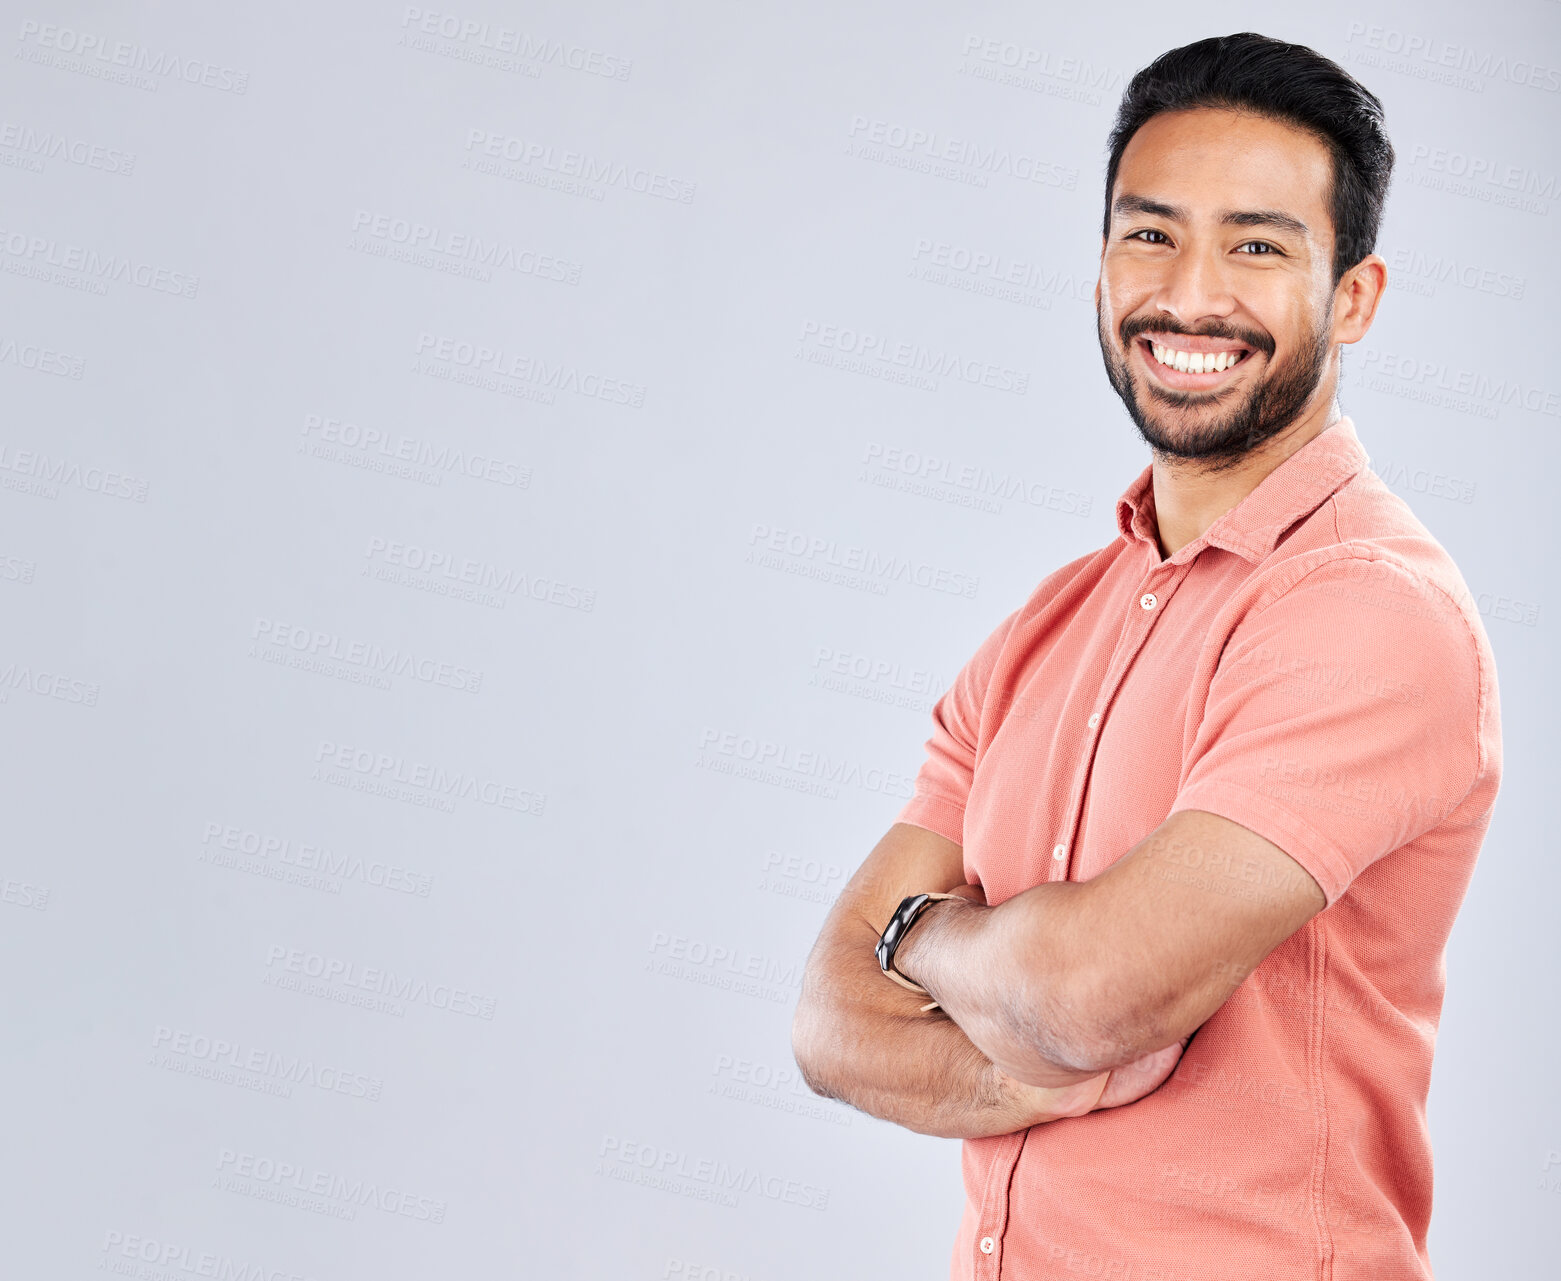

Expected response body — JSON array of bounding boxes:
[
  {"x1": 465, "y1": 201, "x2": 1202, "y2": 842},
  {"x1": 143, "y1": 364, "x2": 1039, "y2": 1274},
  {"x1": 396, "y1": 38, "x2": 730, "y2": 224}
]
[{"x1": 877, "y1": 893, "x2": 930, "y2": 972}]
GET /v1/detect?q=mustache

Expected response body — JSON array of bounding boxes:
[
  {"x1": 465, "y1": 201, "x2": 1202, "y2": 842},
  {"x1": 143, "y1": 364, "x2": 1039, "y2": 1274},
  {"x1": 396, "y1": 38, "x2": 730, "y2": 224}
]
[{"x1": 1118, "y1": 315, "x2": 1275, "y2": 359}]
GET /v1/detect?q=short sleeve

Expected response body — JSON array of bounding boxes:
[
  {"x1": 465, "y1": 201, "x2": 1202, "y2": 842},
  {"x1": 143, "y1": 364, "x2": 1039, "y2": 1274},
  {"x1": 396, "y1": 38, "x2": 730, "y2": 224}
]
[
  {"x1": 894, "y1": 604, "x2": 1023, "y2": 845},
  {"x1": 1168, "y1": 555, "x2": 1483, "y2": 907}
]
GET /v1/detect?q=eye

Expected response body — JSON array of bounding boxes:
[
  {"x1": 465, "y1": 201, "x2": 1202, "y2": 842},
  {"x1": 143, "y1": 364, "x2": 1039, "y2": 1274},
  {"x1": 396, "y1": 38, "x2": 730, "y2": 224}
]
[
  {"x1": 1126, "y1": 229, "x2": 1171, "y2": 245},
  {"x1": 1235, "y1": 240, "x2": 1281, "y2": 255}
]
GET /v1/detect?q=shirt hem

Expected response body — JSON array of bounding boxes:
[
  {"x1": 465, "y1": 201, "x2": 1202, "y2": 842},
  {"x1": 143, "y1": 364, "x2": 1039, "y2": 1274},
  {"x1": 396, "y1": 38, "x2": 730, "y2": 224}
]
[
  {"x1": 1168, "y1": 778, "x2": 1356, "y2": 908},
  {"x1": 894, "y1": 791, "x2": 966, "y2": 847}
]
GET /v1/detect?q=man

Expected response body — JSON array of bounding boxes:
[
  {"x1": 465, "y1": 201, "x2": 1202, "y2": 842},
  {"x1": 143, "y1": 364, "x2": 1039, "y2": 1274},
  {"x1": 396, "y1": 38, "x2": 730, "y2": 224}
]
[{"x1": 791, "y1": 32, "x2": 1502, "y2": 1280}]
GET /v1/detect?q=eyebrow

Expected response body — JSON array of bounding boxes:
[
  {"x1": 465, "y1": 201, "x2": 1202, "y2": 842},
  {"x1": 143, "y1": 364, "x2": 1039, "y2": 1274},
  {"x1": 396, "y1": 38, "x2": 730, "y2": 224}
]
[{"x1": 1112, "y1": 193, "x2": 1311, "y2": 238}]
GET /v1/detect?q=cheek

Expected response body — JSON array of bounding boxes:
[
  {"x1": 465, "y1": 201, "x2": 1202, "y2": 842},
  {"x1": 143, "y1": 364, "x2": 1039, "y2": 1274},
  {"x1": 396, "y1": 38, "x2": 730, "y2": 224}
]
[
  {"x1": 1102, "y1": 262, "x2": 1157, "y2": 312},
  {"x1": 1248, "y1": 277, "x2": 1322, "y2": 337},
  {"x1": 1268, "y1": 301, "x2": 1329, "y2": 355}
]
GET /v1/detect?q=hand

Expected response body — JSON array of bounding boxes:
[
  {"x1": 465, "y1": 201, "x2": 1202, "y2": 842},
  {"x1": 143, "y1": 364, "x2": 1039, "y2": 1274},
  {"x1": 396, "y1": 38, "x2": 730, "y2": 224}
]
[
  {"x1": 1090, "y1": 1035, "x2": 1192, "y2": 1110},
  {"x1": 994, "y1": 1035, "x2": 1190, "y2": 1128},
  {"x1": 994, "y1": 1067, "x2": 1111, "y2": 1126}
]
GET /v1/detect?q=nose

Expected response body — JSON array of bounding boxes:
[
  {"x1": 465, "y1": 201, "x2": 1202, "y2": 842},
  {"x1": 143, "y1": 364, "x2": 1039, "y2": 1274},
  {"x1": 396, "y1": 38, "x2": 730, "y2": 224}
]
[{"x1": 1150, "y1": 241, "x2": 1237, "y2": 327}]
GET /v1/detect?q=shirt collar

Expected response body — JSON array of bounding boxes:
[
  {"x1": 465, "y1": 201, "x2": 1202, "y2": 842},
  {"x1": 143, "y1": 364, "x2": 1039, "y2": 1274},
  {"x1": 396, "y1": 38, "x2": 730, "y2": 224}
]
[{"x1": 1114, "y1": 415, "x2": 1368, "y2": 565}]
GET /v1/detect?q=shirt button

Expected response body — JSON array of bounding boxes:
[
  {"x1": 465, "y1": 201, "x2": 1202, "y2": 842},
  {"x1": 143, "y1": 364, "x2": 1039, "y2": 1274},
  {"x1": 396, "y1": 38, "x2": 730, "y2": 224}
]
[
  {"x1": 980, "y1": 1236, "x2": 995, "y2": 1254},
  {"x1": 1052, "y1": 844, "x2": 1066, "y2": 860},
  {"x1": 1087, "y1": 712, "x2": 1101, "y2": 728},
  {"x1": 1139, "y1": 592, "x2": 1158, "y2": 610}
]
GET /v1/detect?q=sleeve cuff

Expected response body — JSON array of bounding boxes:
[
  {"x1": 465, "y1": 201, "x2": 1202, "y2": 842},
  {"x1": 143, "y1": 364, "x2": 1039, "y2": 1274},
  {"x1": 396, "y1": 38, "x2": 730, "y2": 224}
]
[
  {"x1": 894, "y1": 790, "x2": 966, "y2": 846},
  {"x1": 1168, "y1": 778, "x2": 1355, "y2": 908}
]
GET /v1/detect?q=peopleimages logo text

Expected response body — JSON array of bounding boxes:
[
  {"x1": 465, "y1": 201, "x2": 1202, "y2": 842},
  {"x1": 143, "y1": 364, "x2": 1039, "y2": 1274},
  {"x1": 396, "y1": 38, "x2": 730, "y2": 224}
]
[
  {"x1": 263, "y1": 945, "x2": 497, "y2": 1019},
  {"x1": 312, "y1": 740, "x2": 546, "y2": 815}
]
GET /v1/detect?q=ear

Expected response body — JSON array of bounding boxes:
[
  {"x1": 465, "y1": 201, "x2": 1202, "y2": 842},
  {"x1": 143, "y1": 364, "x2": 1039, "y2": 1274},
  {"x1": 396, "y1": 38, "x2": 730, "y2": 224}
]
[{"x1": 1332, "y1": 253, "x2": 1387, "y2": 345}]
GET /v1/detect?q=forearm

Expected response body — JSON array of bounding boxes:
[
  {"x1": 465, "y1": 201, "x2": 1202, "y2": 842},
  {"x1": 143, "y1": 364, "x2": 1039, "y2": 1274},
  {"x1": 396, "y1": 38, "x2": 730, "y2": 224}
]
[
  {"x1": 894, "y1": 882, "x2": 1120, "y2": 1087},
  {"x1": 791, "y1": 918, "x2": 1076, "y2": 1139}
]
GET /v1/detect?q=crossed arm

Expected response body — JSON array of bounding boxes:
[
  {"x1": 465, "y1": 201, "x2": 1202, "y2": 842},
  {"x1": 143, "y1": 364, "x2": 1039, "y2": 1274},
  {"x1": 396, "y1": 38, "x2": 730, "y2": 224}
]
[{"x1": 790, "y1": 808, "x2": 1325, "y2": 1137}]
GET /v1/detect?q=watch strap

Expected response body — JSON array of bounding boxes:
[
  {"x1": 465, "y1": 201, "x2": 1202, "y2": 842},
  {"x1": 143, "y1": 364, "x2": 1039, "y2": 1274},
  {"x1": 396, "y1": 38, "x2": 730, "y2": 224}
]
[{"x1": 877, "y1": 891, "x2": 962, "y2": 1012}]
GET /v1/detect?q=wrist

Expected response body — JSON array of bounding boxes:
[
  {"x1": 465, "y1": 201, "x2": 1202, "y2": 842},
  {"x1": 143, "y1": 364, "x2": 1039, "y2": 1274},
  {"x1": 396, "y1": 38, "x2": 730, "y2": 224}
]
[{"x1": 893, "y1": 895, "x2": 976, "y2": 990}]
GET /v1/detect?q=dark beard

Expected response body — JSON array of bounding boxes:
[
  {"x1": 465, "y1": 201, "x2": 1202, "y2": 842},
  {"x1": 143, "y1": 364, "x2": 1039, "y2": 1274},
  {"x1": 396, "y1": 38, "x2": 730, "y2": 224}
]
[{"x1": 1096, "y1": 306, "x2": 1333, "y2": 473}]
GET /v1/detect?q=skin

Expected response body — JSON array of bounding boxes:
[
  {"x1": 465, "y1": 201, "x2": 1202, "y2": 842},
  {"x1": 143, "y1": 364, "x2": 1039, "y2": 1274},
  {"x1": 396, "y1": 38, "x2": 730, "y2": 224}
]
[
  {"x1": 933, "y1": 879, "x2": 1194, "y2": 1108},
  {"x1": 792, "y1": 823, "x2": 1194, "y2": 1138},
  {"x1": 893, "y1": 812, "x2": 1325, "y2": 1088},
  {"x1": 793, "y1": 105, "x2": 1388, "y2": 1127}
]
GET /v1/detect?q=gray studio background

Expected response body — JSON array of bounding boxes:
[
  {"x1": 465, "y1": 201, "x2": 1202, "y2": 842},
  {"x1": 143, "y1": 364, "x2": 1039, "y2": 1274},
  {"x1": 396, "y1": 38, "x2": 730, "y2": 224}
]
[{"x1": 1, "y1": 2, "x2": 1555, "y2": 1278}]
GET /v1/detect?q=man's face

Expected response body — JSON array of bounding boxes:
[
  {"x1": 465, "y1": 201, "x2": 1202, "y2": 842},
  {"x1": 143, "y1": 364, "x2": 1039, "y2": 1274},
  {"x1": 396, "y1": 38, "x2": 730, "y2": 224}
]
[{"x1": 1095, "y1": 107, "x2": 1343, "y2": 469}]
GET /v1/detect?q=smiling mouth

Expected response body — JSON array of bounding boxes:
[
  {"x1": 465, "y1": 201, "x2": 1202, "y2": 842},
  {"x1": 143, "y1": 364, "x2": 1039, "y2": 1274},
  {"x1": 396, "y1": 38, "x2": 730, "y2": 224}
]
[{"x1": 1135, "y1": 335, "x2": 1257, "y2": 383}]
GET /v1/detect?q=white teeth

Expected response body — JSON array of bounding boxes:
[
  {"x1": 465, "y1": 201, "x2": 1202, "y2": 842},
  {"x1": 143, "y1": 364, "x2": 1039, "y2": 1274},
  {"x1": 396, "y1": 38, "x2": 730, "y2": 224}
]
[{"x1": 1150, "y1": 343, "x2": 1244, "y2": 374}]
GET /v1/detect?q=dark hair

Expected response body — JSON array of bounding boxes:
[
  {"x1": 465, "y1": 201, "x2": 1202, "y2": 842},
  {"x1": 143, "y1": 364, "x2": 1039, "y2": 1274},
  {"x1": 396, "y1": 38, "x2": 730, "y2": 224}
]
[{"x1": 1103, "y1": 33, "x2": 1394, "y2": 284}]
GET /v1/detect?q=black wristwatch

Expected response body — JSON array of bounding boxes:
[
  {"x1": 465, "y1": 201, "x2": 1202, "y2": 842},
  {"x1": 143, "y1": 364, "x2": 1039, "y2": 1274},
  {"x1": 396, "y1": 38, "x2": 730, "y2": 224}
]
[{"x1": 875, "y1": 892, "x2": 960, "y2": 1006}]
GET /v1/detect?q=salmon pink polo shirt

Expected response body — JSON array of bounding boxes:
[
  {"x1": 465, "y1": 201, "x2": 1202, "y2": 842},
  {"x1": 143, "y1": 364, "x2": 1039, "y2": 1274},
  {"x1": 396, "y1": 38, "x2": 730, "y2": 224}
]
[{"x1": 894, "y1": 416, "x2": 1503, "y2": 1280}]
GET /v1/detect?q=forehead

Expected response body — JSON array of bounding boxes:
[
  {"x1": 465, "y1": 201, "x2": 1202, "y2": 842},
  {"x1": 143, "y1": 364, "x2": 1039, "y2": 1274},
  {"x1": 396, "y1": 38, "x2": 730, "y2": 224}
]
[{"x1": 1113, "y1": 107, "x2": 1333, "y2": 226}]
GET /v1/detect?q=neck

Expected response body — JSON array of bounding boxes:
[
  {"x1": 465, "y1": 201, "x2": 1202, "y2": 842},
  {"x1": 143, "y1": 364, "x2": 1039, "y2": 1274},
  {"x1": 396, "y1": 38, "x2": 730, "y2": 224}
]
[{"x1": 1150, "y1": 393, "x2": 1341, "y2": 560}]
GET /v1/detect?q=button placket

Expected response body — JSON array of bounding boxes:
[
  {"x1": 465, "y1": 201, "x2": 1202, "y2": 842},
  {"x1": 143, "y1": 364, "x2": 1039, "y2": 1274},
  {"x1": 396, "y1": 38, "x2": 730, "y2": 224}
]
[
  {"x1": 973, "y1": 1131, "x2": 1024, "y2": 1278},
  {"x1": 1136, "y1": 559, "x2": 1187, "y2": 615},
  {"x1": 989, "y1": 553, "x2": 1198, "y2": 1272},
  {"x1": 1056, "y1": 562, "x2": 1183, "y2": 882}
]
